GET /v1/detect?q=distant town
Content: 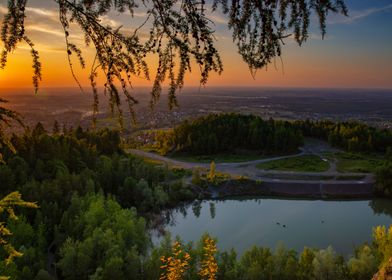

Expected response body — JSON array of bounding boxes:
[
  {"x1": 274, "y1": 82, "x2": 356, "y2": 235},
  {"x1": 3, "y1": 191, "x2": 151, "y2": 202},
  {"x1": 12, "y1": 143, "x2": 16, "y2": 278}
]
[{"x1": 2, "y1": 87, "x2": 392, "y2": 135}]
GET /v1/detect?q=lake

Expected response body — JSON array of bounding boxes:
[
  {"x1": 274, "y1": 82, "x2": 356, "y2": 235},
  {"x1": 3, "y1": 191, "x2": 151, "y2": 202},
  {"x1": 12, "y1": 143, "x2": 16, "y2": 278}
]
[{"x1": 160, "y1": 197, "x2": 392, "y2": 256}]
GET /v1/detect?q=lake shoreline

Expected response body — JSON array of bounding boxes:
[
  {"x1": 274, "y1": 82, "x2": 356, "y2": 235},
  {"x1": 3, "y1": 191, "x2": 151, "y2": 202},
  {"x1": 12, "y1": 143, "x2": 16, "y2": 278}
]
[
  {"x1": 206, "y1": 178, "x2": 375, "y2": 199},
  {"x1": 160, "y1": 196, "x2": 392, "y2": 257}
]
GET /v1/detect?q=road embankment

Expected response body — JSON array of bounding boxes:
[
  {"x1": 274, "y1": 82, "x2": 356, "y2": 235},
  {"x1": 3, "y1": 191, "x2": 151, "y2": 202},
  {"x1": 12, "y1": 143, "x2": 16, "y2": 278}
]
[{"x1": 213, "y1": 179, "x2": 374, "y2": 199}]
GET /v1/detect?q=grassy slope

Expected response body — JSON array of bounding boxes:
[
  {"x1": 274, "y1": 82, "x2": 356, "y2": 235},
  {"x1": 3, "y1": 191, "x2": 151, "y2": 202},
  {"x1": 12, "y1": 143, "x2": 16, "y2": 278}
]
[
  {"x1": 323, "y1": 152, "x2": 384, "y2": 173},
  {"x1": 256, "y1": 155, "x2": 330, "y2": 172},
  {"x1": 334, "y1": 152, "x2": 384, "y2": 173}
]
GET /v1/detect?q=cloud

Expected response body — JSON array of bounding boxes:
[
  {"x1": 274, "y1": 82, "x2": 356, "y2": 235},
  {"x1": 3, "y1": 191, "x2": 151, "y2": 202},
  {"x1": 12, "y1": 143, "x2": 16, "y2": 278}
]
[
  {"x1": 133, "y1": 12, "x2": 147, "y2": 17},
  {"x1": 328, "y1": 4, "x2": 392, "y2": 24},
  {"x1": 207, "y1": 13, "x2": 227, "y2": 25},
  {"x1": 99, "y1": 15, "x2": 122, "y2": 28},
  {"x1": 25, "y1": 7, "x2": 58, "y2": 20},
  {"x1": 17, "y1": 43, "x2": 65, "y2": 53},
  {"x1": 28, "y1": 25, "x2": 65, "y2": 37}
]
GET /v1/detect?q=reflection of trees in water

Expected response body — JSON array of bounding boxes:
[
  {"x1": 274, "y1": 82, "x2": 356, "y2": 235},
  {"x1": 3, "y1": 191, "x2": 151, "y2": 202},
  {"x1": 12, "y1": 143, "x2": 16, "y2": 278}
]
[
  {"x1": 164, "y1": 200, "x2": 217, "y2": 224},
  {"x1": 192, "y1": 201, "x2": 202, "y2": 218},
  {"x1": 179, "y1": 205, "x2": 187, "y2": 218},
  {"x1": 369, "y1": 199, "x2": 392, "y2": 218},
  {"x1": 160, "y1": 201, "x2": 203, "y2": 229},
  {"x1": 160, "y1": 204, "x2": 189, "y2": 228},
  {"x1": 209, "y1": 202, "x2": 216, "y2": 219},
  {"x1": 159, "y1": 209, "x2": 175, "y2": 228}
]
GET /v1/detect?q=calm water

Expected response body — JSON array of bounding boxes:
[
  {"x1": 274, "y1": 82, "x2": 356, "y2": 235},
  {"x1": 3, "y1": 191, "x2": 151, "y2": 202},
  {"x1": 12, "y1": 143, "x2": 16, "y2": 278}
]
[{"x1": 161, "y1": 198, "x2": 392, "y2": 256}]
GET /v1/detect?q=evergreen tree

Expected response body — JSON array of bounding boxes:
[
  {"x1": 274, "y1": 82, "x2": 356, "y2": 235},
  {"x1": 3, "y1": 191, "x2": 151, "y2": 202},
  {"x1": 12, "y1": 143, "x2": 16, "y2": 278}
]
[{"x1": 52, "y1": 121, "x2": 60, "y2": 135}]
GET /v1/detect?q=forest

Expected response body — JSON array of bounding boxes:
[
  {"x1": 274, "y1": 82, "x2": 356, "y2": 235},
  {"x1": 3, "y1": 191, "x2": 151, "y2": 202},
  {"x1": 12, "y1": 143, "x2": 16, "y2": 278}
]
[
  {"x1": 168, "y1": 114, "x2": 304, "y2": 155},
  {"x1": 0, "y1": 122, "x2": 392, "y2": 279},
  {"x1": 158, "y1": 114, "x2": 392, "y2": 156},
  {"x1": 0, "y1": 124, "x2": 197, "y2": 278},
  {"x1": 293, "y1": 120, "x2": 392, "y2": 153}
]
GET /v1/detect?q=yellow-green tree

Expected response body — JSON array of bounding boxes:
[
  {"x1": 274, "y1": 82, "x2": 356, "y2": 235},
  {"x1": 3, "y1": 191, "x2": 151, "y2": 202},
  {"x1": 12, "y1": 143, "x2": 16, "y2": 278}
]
[
  {"x1": 199, "y1": 237, "x2": 218, "y2": 280},
  {"x1": 372, "y1": 225, "x2": 392, "y2": 280},
  {"x1": 207, "y1": 161, "x2": 216, "y2": 183},
  {"x1": 0, "y1": 192, "x2": 38, "y2": 279},
  {"x1": 160, "y1": 241, "x2": 191, "y2": 280},
  {"x1": 373, "y1": 225, "x2": 392, "y2": 266}
]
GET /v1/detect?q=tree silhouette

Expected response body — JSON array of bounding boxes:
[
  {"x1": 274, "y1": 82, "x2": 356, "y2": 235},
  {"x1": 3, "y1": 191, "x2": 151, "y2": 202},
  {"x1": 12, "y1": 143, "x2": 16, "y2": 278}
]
[
  {"x1": 0, "y1": 98, "x2": 23, "y2": 163},
  {"x1": 1, "y1": 1, "x2": 347, "y2": 117}
]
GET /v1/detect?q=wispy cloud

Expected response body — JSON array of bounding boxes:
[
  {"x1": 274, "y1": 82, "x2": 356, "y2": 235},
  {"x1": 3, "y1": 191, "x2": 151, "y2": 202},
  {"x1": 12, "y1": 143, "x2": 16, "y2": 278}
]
[
  {"x1": 28, "y1": 25, "x2": 65, "y2": 37},
  {"x1": 133, "y1": 12, "x2": 147, "y2": 18},
  {"x1": 207, "y1": 13, "x2": 227, "y2": 25},
  {"x1": 99, "y1": 15, "x2": 122, "y2": 28},
  {"x1": 17, "y1": 43, "x2": 65, "y2": 53},
  {"x1": 25, "y1": 7, "x2": 58, "y2": 20},
  {"x1": 328, "y1": 4, "x2": 392, "y2": 24}
]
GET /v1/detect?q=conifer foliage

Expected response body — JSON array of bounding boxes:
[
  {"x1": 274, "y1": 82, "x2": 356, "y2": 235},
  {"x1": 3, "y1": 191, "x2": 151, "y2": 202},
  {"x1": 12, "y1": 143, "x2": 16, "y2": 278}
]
[
  {"x1": 199, "y1": 237, "x2": 218, "y2": 280},
  {"x1": 0, "y1": 192, "x2": 37, "y2": 279},
  {"x1": 160, "y1": 241, "x2": 191, "y2": 280},
  {"x1": 0, "y1": 98, "x2": 23, "y2": 163},
  {"x1": 1, "y1": 0, "x2": 347, "y2": 118}
]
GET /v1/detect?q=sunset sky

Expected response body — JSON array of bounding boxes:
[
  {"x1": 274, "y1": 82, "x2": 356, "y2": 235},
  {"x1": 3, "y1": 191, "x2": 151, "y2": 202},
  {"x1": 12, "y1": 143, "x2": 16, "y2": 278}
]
[{"x1": 0, "y1": 0, "x2": 391, "y2": 90}]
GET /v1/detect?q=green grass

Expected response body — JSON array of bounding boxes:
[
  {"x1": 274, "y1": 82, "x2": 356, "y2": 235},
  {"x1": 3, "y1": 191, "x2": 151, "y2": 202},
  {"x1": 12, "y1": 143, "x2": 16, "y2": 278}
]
[
  {"x1": 333, "y1": 152, "x2": 384, "y2": 173},
  {"x1": 136, "y1": 156, "x2": 166, "y2": 166},
  {"x1": 256, "y1": 155, "x2": 330, "y2": 172},
  {"x1": 170, "y1": 167, "x2": 193, "y2": 178}
]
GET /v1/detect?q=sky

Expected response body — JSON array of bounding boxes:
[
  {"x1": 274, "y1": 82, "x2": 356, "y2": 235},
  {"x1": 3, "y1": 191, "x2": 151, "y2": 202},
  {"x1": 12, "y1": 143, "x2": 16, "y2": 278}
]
[{"x1": 0, "y1": 0, "x2": 391, "y2": 90}]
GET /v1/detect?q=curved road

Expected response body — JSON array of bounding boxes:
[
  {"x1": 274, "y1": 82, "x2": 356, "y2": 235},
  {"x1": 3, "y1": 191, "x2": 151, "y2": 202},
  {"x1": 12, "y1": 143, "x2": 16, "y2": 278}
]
[{"x1": 127, "y1": 148, "x2": 374, "y2": 185}]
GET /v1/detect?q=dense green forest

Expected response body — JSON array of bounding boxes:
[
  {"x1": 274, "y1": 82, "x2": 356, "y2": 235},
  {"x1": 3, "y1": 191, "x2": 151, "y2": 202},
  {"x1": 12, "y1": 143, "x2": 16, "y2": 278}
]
[
  {"x1": 0, "y1": 124, "x2": 197, "y2": 278},
  {"x1": 170, "y1": 114, "x2": 304, "y2": 155},
  {"x1": 293, "y1": 120, "x2": 392, "y2": 153},
  {"x1": 158, "y1": 114, "x2": 392, "y2": 156},
  {"x1": 1, "y1": 121, "x2": 392, "y2": 279}
]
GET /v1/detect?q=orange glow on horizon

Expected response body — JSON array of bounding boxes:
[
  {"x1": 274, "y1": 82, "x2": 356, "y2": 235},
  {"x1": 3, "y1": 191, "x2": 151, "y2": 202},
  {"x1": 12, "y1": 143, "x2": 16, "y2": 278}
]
[{"x1": 1, "y1": 40, "x2": 392, "y2": 90}]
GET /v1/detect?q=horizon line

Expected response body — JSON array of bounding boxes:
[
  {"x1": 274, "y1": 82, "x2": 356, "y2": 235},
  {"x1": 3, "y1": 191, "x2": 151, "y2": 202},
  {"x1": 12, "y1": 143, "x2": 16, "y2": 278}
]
[{"x1": 1, "y1": 85, "x2": 392, "y2": 91}]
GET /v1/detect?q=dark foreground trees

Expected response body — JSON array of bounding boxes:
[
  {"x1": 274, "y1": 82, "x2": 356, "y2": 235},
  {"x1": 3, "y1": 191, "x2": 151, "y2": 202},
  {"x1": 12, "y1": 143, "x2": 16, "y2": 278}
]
[
  {"x1": 0, "y1": 192, "x2": 37, "y2": 279},
  {"x1": 0, "y1": 125, "x2": 196, "y2": 278}
]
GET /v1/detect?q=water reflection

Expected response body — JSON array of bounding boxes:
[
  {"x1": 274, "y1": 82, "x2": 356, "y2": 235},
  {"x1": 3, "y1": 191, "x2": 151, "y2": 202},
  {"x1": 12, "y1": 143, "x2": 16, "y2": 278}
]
[
  {"x1": 159, "y1": 197, "x2": 392, "y2": 256},
  {"x1": 192, "y1": 201, "x2": 202, "y2": 218},
  {"x1": 209, "y1": 202, "x2": 216, "y2": 219},
  {"x1": 369, "y1": 199, "x2": 392, "y2": 217}
]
